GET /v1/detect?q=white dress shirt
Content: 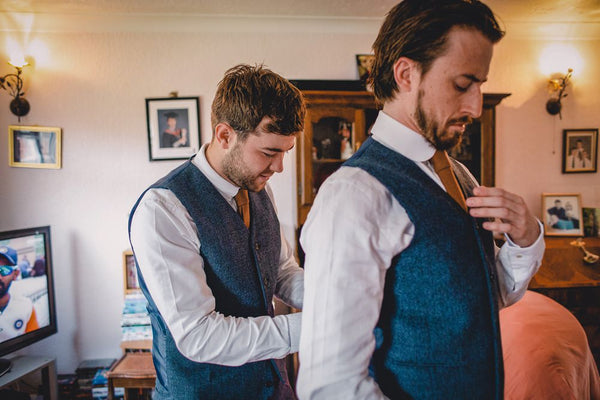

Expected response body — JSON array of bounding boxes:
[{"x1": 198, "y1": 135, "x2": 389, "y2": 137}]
[
  {"x1": 297, "y1": 111, "x2": 545, "y2": 400},
  {"x1": 129, "y1": 144, "x2": 303, "y2": 366}
]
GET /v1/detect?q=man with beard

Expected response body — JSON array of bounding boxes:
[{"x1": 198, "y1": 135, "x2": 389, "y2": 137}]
[
  {"x1": 0, "y1": 246, "x2": 39, "y2": 341},
  {"x1": 297, "y1": 1, "x2": 545, "y2": 399},
  {"x1": 129, "y1": 64, "x2": 305, "y2": 399}
]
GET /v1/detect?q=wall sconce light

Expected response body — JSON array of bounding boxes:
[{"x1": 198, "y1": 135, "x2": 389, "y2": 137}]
[
  {"x1": 546, "y1": 68, "x2": 572, "y2": 119},
  {"x1": 0, "y1": 61, "x2": 30, "y2": 122}
]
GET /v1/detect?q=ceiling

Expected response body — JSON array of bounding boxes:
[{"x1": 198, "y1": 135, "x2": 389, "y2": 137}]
[
  {"x1": 1, "y1": 0, "x2": 599, "y2": 23},
  {"x1": 1, "y1": 0, "x2": 599, "y2": 40}
]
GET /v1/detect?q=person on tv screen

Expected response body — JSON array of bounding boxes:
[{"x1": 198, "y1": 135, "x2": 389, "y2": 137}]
[{"x1": 0, "y1": 246, "x2": 39, "y2": 341}]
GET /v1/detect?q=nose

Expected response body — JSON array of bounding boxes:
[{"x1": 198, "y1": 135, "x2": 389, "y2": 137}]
[
  {"x1": 270, "y1": 153, "x2": 285, "y2": 173},
  {"x1": 462, "y1": 86, "x2": 483, "y2": 119}
]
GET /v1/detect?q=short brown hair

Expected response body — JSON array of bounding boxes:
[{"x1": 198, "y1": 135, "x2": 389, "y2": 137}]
[
  {"x1": 369, "y1": 0, "x2": 504, "y2": 103},
  {"x1": 211, "y1": 64, "x2": 306, "y2": 140}
]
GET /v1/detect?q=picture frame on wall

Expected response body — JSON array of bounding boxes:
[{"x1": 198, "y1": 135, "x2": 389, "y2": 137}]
[
  {"x1": 146, "y1": 97, "x2": 201, "y2": 161},
  {"x1": 123, "y1": 250, "x2": 140, "y2": 294},
  {"x1": 542, "y1": 193, "x2": 584, "y2": 236},
  {"x1": 8, "y1": 125, "x2": 62, "y2": 169},
  {"x1": 562, "y1": 128, "x2": 598, "y2": 173}
]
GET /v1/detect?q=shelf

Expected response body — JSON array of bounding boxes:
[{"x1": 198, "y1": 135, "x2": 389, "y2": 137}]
[
  {"x1": 0, "y1": 355, "x2": 57, "y2": 400},
  {"x1": 312, "y1": 158, "x2": 345, "y2": 164}
]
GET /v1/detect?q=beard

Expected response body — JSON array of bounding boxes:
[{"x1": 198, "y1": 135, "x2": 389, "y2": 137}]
[
  {"x1": 222, "y1": 141, "x2": 266, "y2": 192},
  {"x1": 0, "y1": 280, "x2": 10, "y2": 298},
  {"x1": 415, "y1": 89, "x2": 472, "y2": 151}
]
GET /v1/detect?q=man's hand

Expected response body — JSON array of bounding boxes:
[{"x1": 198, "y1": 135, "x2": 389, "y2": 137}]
[{"x1": 465, "y1": 186, "x2": 540, "y2": 247}]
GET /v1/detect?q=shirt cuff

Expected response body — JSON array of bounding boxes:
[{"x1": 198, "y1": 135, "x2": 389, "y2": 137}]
[
  {"x1": 504, "y1": 219, "x2": 545, "y2": 249},
  {"x1": 286, "y1": 311, "x2": 302, "y2": 354}
]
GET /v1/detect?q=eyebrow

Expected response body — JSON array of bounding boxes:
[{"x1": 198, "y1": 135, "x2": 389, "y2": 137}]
[
  {"x1": 462, "y1": 74, "x2": 487, "y2": 83},
  {"x1": 263, "y1": 143, "x2": 295, "y2": 153}
]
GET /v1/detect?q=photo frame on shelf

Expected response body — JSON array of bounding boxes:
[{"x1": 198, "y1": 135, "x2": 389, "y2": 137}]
[
  {"x1": 355, "y1": 54, "x2": 375, "y2": 82},
  {"x1": 542, "y1": 193, "x2": 584, "y2": 236},
  {"x1": 146, "y1": 97, "x2": 201, "y2": 161},
  {"x1": 583, "y1": 207, "x2": 600, "y2": 238},
  {"x1": 123, "y1": 250, "x2": 140, "y2": 294},
  {"x1": 8, "y1": 125, "x2": 62, "y2": 169},
  {"x1": 562, "y1": 128, "x2": 598, "y2": 173}
]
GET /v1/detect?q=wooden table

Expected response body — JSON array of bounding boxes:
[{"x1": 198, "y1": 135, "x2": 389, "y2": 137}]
[
  {"x1": 107, "y1": 353, "x2": 155, "y2": 400},
  {"x1": 529, "y1": 237, "x2": 600, "y2": 289}
]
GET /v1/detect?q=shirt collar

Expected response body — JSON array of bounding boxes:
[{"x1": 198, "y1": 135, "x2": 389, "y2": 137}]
[
  {"x1": 370, "y1": 111, "x2": 436, "y2": 162},
  {"x1": 192, "y1": 143, "x2": 240, "y2": 201}
]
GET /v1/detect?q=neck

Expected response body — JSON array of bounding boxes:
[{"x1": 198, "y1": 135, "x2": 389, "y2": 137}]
[
  {"x1": 205, "y1": 142, "x2": 237, "y2": 186},
  {"x1": 382, "y1": 100, "x2": 421, "y2": 136},
  {"x1": 205, "y1": 142, "x2": 223, "y2": 175}
]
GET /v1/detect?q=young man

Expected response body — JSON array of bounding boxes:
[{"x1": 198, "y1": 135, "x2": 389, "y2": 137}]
[
  {"x1": 129, "y1": 64, "x2": 305, "y2": 399},
  {"x1": 297, "y1": 1, "x2": 545, "y2": 399}
]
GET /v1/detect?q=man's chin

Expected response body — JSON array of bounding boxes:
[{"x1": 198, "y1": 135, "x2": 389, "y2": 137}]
[
  {"x1": 246, "y1": 181, "x2": 268, "y2": 192},
  {"x1": 435, "y1": 133, "x2": 462, "y2": 151}
]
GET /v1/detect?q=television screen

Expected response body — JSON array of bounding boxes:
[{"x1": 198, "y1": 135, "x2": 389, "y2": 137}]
[{"x1": 0, "y1": 226, "x2": 57, "y2": 375}]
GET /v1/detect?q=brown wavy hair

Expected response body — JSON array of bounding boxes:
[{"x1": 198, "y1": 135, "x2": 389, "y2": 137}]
[{"x1": 211, "y1": 64, "x2": 306, "y2": 141}]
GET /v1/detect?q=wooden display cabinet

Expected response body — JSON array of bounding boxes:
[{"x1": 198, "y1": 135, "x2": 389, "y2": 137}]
[{"x1": 296, "y1": 89, "x2": 378, "y2": 226}]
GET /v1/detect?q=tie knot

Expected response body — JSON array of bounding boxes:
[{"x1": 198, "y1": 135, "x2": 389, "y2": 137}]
[
  {"x1": 430, "y1": 150, "x2": 451, "y2": 173},
  {"x1": 234, "y1": 189, "x2": 249, "y2": 208},
  {"x1": 234, "y1": 189, "x2": 251, "y2": 228}
]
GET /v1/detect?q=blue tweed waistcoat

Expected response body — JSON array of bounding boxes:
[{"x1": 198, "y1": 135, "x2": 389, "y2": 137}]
[
  {"x1": 344, "y1": 138, "x2": 503, "y2": 400},
  {"x1": 128, "y1": 159, "x2": 290, "y2": 400}
]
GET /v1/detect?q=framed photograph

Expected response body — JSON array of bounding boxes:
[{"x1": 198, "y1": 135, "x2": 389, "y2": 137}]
[
  {"x1": 8, "y1": 125, "x2": 62, "y2": 169},
  {"x1": 542, "y1": 193, "x2": 584, "y2": 236},
  {"x1": 355, "y1": 54, "x2": 375, "y2": 81},
  {"x1": 583, "y1": 207, "x2": 600, "y2": 238},
  {"x1": 312, "y1": 118, "x2": 355, "y2": 161},
  {"x1": 146, "y1": 97, "x2": 201, "y2": 161},
  {"x1": 123, "y1": 250, "x2": 140, "y2": 294},
  {"x1": 562, "y1": 128, "x2": 598, "y2": 173}
]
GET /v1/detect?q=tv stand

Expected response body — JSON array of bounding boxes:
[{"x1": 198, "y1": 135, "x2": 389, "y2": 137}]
[
  {"x1": 0, "y1": 358, "x2": 12, "y2": 377},
  {"x1": 0, "y1": 355, "x2": 57, "y2": 400}
]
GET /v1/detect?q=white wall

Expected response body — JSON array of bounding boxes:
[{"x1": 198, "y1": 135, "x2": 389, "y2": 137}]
[{"x1": 0, "y1": 14, "x2": 598, "y2": 373}]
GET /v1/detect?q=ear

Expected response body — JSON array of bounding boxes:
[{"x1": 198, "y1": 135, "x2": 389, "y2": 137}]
[
  {"x1": 392, "y1": 57, "x2": 418, "y2": 92},
  {"x1": 213, "y1": 123, "x2": 235, "y2": 149}
]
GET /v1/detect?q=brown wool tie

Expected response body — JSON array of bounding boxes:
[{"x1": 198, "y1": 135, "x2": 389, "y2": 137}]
[
  {"x1": 234, "y1": 189, "x2": 251, "y2": 228},
  {"x1": 430, "y1": 150, "x2": 468, "y2": 212}
]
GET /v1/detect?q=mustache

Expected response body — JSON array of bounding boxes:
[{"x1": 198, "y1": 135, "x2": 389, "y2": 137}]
[{"x1": 448, "y1": 116, "x2": 473, "y2": 125}]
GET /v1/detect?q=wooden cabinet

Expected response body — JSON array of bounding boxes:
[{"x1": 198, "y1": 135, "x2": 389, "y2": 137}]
[{"x1": 295, "y1": 89, "x2": 377, "y2": 226}]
